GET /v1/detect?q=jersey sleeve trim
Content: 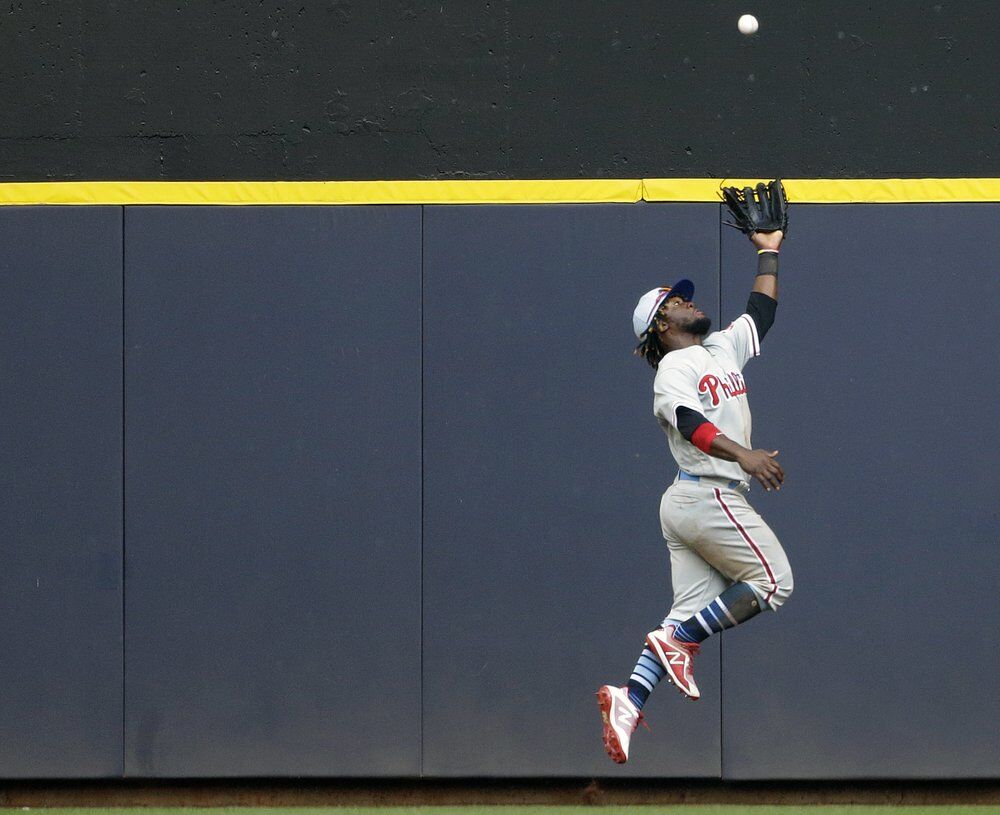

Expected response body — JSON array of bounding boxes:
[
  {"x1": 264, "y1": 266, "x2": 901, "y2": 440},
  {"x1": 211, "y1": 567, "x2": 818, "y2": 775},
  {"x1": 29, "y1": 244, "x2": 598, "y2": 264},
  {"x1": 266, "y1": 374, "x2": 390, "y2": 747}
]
[{"x1": 739, "y1": 313, "x2": 760, "y2": 357}]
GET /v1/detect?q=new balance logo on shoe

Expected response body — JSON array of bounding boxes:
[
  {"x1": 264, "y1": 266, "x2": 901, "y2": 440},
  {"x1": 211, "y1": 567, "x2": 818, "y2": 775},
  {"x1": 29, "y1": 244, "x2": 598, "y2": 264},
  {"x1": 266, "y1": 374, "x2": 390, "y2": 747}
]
[
  {"x1": 616, "y1": 706, "x2": 636, "y2": 729},
  {"x1": 645, "y1": 626, "x2": 701, "y2": 701}
]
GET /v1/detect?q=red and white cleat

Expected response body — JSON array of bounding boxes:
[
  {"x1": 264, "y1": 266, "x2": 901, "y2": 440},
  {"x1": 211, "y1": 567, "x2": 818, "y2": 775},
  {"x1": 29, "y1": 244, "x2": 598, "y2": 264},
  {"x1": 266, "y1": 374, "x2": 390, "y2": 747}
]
[
  {"x1": 596, "y1": 684, "x2": 645, "y2": 764},
  {"x1": 646, "y1": 625, "x2": 701, "y2": 700}
]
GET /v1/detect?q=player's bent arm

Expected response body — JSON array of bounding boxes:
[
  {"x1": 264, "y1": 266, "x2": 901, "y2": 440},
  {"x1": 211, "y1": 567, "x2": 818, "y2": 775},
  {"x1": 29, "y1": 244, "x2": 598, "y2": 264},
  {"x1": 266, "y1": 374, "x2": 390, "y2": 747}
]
[
  {"x1": 709, "y1": 434, "x2": 785, "y2": 491},
  {"x1": 675, "y1": 407, "x2": 784, "y2": 491}
]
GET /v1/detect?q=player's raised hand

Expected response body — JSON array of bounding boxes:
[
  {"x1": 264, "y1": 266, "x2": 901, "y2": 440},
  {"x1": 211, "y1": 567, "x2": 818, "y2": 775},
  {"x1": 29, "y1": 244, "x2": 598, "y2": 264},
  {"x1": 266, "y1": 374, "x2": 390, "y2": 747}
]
[
  {"x1": 736, "y1": 448, "x2": 784, "y2": 491},
  {"x1": 750, "y1": 229, "x2": 783, "y2": 251}
]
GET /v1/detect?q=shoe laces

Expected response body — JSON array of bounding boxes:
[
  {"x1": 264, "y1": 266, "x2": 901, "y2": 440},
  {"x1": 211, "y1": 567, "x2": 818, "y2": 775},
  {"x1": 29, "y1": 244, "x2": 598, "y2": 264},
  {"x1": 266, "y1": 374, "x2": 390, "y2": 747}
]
[
  {"x1": 665, "y1": 625, "x2": 701, "y2": 657},
  {"x1": 621, "y1": 691, "x2": 652, "y2": 733}
]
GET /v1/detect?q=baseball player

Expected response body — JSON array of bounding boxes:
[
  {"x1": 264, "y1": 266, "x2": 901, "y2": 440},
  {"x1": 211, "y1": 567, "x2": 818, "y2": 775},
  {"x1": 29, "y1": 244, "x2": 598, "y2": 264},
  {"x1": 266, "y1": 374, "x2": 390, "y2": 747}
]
[{"x1": 597, "y1": 181, "x2": 793, "y2": 764}]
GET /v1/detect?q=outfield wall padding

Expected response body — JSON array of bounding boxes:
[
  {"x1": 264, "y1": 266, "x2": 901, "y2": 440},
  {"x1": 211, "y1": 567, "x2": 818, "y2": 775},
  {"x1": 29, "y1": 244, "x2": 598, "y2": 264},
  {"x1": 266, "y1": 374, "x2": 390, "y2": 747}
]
[
  {"x1": 122, "y1": 206, "x2": 422, "y2": 776},
  {"x1": 422, "y1": 204, "x2": 721, "y2": 777},
  {"x1": 0, "y1": 203, "x2": 997, "y2": 779},
  {"x1": 718, "y1": 204, "x2": 1000, "y2": 779},
  {"x1": 0, "y1": 207, "x2": 124, "y2": 777}
]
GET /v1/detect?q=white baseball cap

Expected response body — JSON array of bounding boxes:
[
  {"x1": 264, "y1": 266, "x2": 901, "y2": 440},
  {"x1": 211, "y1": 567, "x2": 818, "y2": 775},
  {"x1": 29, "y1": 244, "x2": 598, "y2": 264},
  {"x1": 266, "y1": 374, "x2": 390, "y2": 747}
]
[{"x1": 632, "y1": 278, "x2": 695, "y2": 338}]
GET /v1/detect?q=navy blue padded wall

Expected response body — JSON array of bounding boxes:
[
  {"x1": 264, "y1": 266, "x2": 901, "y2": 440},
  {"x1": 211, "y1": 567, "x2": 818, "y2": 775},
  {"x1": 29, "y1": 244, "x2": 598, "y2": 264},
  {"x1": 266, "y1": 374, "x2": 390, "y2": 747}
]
[
  {"x1": 422, "y1": 203, "x2": 722, "y2": 777},
  {"x1": 0, "y1": 207, "x2": 123, "y2": 777},
  {"x1": 124, "y1": 206, "x2": 421, "y2": 776},
  {"x1": 719, "y1": 204, "x2": 1000, "y2": 778}
]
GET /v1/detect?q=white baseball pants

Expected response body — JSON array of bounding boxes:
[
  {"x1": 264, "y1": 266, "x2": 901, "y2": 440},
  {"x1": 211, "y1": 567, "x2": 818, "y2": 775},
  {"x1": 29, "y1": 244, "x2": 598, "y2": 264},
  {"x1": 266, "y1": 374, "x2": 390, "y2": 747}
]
[{"x1": 658, "y1": 477, "x2": 793, "y2": 625}]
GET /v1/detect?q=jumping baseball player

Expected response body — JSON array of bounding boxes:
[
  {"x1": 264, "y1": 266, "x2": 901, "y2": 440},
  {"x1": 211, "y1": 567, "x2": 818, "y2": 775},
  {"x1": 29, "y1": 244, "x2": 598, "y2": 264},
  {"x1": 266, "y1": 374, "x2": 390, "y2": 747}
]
[{"x1": 597, "y1": 181, "x2": 794, "y2": 764}]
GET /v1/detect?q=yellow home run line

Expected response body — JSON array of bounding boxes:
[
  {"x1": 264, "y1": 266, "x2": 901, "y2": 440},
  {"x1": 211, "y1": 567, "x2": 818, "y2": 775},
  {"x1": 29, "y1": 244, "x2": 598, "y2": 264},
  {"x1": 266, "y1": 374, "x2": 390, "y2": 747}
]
[{"x1": 1, "y1": 178, "x2": 1000, "y2": 205}]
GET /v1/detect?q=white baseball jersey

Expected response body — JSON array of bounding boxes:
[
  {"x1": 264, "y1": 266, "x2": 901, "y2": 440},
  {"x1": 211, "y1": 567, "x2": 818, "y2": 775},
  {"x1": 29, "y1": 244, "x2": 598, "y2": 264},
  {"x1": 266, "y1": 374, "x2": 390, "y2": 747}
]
[{"x1": 652, "y1": 314, "x2": 761, "y2": 483}]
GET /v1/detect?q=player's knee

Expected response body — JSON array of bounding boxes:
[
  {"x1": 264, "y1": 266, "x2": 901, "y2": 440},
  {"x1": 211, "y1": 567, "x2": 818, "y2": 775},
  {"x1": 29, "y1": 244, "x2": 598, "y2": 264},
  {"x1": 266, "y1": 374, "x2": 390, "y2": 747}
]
[
  {"x1": 769, "y1": 568, "x2": 794, "y2": 609},
  {"x1": 749, "y1": 565, "x2": 793, "y2": 611}
]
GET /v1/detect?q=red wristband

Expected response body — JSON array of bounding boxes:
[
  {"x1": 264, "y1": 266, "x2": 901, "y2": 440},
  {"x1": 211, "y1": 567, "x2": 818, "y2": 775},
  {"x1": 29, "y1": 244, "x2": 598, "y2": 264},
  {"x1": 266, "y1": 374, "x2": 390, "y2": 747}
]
[{"x1": 690, "y1": 422, "x2": 721, "y2": 453}]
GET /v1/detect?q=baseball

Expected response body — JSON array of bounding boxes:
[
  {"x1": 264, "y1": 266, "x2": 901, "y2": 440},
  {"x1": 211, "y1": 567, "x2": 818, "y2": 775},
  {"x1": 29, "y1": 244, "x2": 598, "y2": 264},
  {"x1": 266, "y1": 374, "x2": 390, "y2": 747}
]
[{"x1": 738, "y1": 14, "x2": 759, "y2": 35}]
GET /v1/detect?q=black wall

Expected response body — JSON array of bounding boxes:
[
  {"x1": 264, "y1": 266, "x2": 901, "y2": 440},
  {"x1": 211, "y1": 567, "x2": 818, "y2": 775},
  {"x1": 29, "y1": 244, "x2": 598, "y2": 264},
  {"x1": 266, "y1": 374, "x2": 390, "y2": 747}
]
[
  {"x1": 3, "y1": 201, "x2": 999, "y2": 778},
  {"x1": 1, "y1": 1, "x2": 998, "y2": 180}
]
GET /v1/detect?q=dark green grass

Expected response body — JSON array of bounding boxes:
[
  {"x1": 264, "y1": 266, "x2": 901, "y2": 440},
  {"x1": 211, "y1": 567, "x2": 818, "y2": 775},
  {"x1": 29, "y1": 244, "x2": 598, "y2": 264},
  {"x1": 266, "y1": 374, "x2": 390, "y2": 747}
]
[{"x1": 13, "y1": 807, "x2": 1000, "y2": 815}]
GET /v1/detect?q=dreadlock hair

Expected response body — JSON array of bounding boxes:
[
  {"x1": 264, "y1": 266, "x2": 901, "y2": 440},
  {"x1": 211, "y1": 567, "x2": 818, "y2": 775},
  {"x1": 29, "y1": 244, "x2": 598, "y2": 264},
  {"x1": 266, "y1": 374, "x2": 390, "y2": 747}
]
[{"x1": 635, "y1": 329, "x2": 665, "y2": 368}]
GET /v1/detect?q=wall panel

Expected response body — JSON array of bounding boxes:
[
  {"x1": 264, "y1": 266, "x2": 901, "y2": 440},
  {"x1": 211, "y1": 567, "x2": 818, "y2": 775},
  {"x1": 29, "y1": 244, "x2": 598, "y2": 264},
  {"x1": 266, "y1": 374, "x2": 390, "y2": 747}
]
[
  {"x1": 124, "y1": 206, "x2": 421, "y2": 776},
  {"x1": 719, "y1": 204, "x2": 1000, "y2": 778},
  {"x1": 422, "y1": 203, "x2": 722, "y2": 777},
  {"x1": 0, "y1": 207, "x2": 123, "y2": 777}
]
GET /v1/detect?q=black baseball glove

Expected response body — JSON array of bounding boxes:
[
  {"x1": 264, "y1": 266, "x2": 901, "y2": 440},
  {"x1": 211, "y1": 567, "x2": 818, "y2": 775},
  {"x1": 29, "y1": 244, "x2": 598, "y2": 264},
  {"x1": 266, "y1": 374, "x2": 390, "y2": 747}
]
[{"x1": 721, "y1": 179, "x2": 789, "y2": 236}]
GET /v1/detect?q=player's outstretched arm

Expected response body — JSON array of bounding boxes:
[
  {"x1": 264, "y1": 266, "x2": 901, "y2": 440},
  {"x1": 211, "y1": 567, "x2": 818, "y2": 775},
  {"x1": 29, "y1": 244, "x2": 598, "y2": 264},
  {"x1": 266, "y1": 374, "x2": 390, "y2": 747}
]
[
  {"x1": 720, "y1": 179, "x2": 786, "y2": 337},
  {"x1": 749, "y1": 230, "x2": 781, "y2": 302}
]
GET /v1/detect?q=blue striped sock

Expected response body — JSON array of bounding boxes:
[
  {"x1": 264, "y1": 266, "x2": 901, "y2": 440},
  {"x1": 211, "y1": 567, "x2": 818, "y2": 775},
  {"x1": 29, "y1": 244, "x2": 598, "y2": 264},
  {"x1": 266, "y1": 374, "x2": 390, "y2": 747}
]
[
  {"x1": 674, "y1": 582, "x2": 763, "y2": 644},
  {"x1": 626, "y1": 646, "x2": 667, "y2": 709}
]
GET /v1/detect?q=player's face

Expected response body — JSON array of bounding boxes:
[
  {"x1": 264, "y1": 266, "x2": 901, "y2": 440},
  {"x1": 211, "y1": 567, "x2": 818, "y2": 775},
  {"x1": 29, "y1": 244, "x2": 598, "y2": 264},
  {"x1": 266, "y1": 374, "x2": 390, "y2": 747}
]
[{"x1": 658, "y1": 295, "x2": 711, "y2": 336}]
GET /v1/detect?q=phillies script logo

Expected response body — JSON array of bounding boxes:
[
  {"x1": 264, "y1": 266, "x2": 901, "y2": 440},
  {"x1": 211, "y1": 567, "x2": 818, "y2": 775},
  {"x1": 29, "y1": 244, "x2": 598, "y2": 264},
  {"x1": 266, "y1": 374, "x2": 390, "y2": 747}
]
[{"x1": 699, "y1": 371, "x2": 747, "y2": 407}]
